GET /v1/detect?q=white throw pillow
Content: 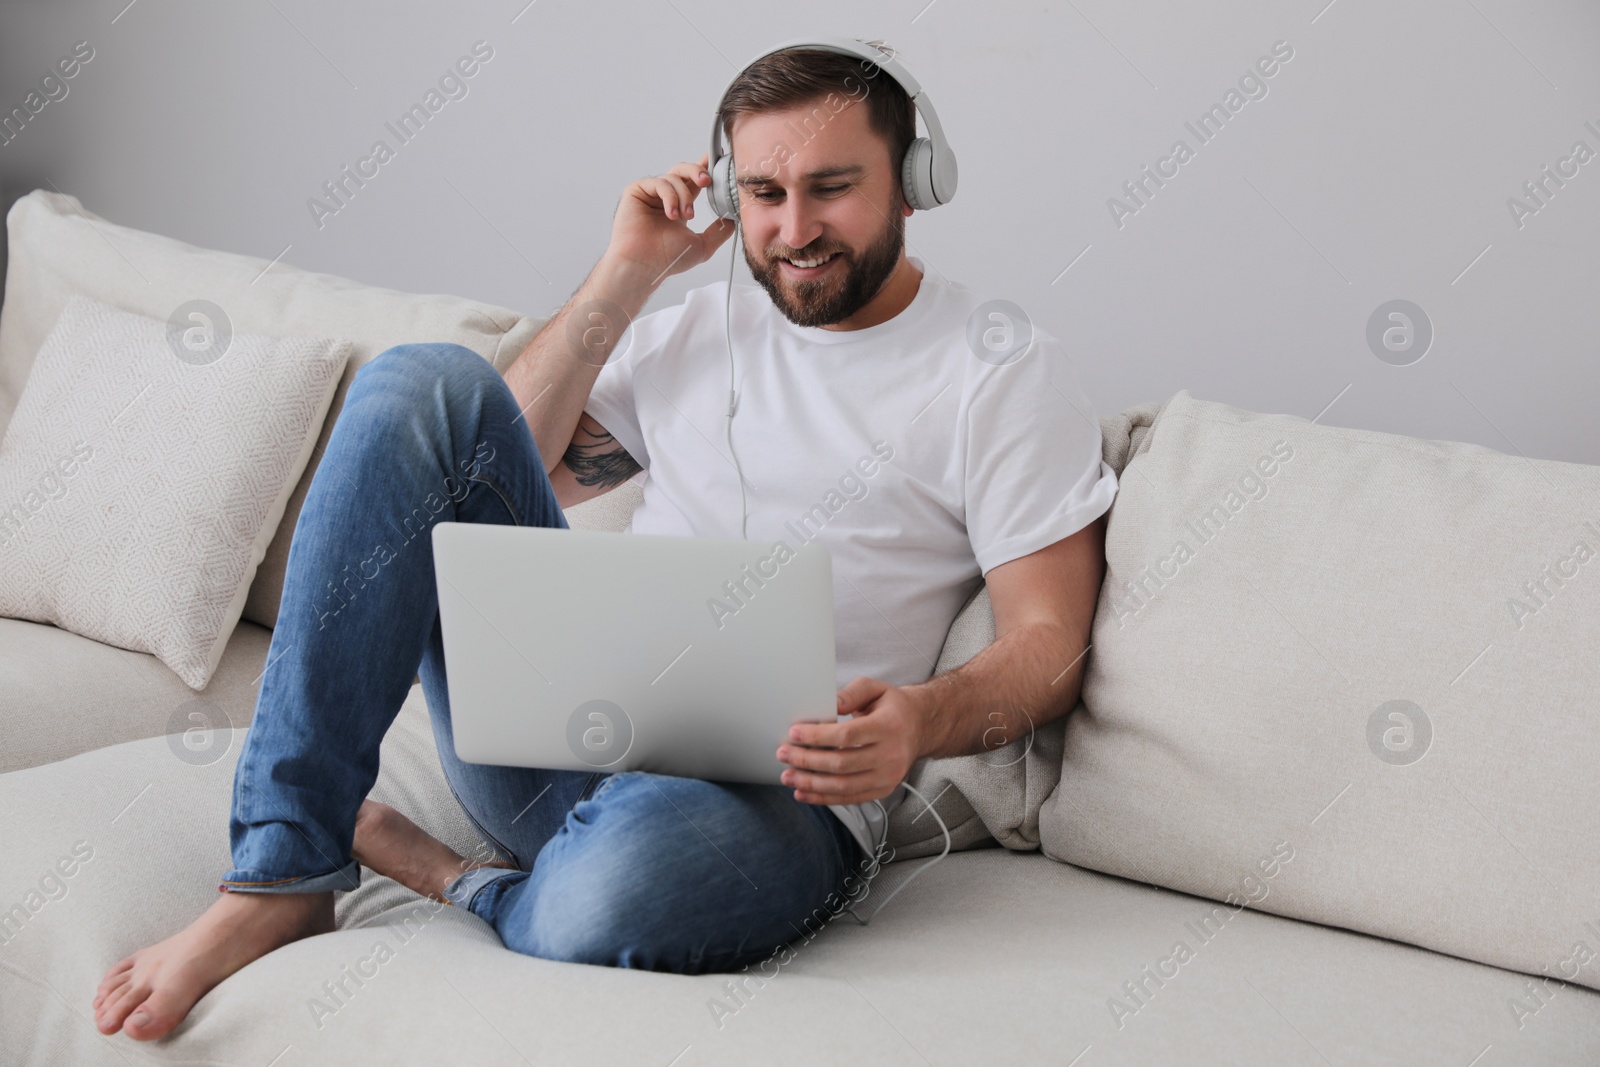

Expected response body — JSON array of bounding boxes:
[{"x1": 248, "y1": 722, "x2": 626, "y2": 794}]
[{"x1": 0, "y1": 294, "x2": 350, "y2": 689}]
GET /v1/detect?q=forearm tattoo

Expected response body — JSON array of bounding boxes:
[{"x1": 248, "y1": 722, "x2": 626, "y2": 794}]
[{"x1": 563, "y1": 426, "x2": 642, "y2": 488}]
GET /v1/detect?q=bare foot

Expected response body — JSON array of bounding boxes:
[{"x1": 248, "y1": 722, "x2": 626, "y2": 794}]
[
  {"x1": 352, "y1": 799, "x2": 515, "y2": 903},
  {"x1": 93, "y1": 889, "x2": 333, "y2": 1041}
]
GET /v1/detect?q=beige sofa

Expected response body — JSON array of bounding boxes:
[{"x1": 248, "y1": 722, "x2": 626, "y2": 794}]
[{"x1": 2, "y1": 192, "x2": 1596, "y2": 1065}]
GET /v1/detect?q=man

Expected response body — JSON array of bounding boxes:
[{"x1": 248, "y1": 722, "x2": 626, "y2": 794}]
[{"x1": 93, "y1": 43, "x2": 1113, "y2": 1041}]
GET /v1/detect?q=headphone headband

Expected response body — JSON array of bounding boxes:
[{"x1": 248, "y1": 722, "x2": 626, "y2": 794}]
[{"x1": 706, "y1": 35, "x2": 958, "y2": 218}]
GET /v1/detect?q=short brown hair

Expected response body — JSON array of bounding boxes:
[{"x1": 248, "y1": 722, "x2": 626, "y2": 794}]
[{"x1": 717, "y1": 40, "x2": 916, "y2": 201}]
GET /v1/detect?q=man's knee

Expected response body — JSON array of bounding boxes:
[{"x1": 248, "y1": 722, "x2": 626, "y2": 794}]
[
  {"x1": 370, "y1": 341, "x2": 486, "y2": 367},
  {"x1": 352, "y1": 343, "x2": 506, "y2": 417},
  {"x1": 362, "y1": 342, "x2": 496, "y2": 389}
]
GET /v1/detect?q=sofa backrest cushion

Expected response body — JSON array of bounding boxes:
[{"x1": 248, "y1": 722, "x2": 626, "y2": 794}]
[
  {"x1": 1041, "y1": 389, "x2": 1600, "y2": 991},
  {"x1": 0, "y1": 190, "x2": 543, "y2": 630}
]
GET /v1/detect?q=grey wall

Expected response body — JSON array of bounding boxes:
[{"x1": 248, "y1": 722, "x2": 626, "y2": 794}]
[{"x1": 2, "y1": 0, "x2": 1596, "y2": 461}]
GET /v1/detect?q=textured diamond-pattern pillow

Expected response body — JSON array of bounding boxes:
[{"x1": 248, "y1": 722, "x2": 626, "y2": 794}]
[{"x1": 0, "y1": 294, "x2": 350, "y2": 689}]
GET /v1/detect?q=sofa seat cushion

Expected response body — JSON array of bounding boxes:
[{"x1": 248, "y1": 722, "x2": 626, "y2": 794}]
[
  {"x1": 4, "y1": 684, "x2": 1597, "y2": 1065},
  {"x1": 0, "y1": 616, "x2": 272, "y2": 773}
]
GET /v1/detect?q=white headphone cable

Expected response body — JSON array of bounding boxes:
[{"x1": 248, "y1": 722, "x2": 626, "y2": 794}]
[
  {"x1": 841, "y1": 782, "x2": 948, "y2": 926},
  {"x1": 723, "y1": 213, "x2": 749, "y2": 542}
]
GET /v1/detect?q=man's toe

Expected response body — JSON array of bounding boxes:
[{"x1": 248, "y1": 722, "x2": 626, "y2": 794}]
[
  {"x1": 95, "y1": 957, "x2": 134, "y2": 1001},
  {"x1": 94, "y1": 974, "x2": 128, "y2": 1013},
  {"x1": 98, "y1": 981, "x2": 148, "y2": 1034},
  {"x1": 123, "y1": 993, "x2": 181, "y2": 1041}
]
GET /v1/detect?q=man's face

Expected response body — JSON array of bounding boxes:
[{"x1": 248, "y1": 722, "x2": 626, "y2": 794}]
[{"x1": 730, "y1": 97, "x2": 912, "y2": 328}]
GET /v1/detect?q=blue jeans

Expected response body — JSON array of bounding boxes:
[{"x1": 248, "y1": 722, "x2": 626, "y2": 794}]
[{"x1": 220, "y1": 343, "x2": 867, "y2": 972}]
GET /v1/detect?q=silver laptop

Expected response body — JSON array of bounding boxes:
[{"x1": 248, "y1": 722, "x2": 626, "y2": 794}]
[{"x1": 431, "y1": 522, "x2": 837, "y2": 786}]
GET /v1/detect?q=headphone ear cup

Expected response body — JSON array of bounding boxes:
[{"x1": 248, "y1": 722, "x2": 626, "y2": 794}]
[
  {"x1": 709, "y1": 154, "x2": 738, "y2": 219},
  {"x1": 900, "y1": 137, "x2": 936, "y2": 211}
]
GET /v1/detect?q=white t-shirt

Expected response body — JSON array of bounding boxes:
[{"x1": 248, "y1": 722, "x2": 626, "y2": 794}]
[{"x1": 582, "y1": 253, "x2": 1118, "y2": 859}]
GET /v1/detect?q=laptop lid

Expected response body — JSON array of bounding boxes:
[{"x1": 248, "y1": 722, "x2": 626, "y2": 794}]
[{"x1": 431, "y1": 522, "x2": 837, "y2": 786}]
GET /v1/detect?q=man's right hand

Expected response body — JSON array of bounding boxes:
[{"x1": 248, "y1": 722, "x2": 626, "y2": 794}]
[
  {"x1": 503, "y1": 153, "x2": 737, "y2": 485},
  {"x1": 607, "y1": 151, "x2": 738, "y2": 285}
]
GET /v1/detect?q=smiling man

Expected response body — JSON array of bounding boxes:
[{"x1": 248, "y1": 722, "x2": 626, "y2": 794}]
[{"x1": 93, "y1": 39, "x2": 1115, "y2": 1042}]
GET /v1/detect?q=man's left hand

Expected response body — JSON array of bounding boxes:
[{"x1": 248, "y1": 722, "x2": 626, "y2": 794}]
[{"x1": 775, "y1": 677, "x2": 925, "y2": 806}]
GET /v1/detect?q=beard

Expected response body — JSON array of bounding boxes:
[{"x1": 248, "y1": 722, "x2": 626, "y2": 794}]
[{"x1": 743, "y1": 198, "x2": 906, "y2": 328}]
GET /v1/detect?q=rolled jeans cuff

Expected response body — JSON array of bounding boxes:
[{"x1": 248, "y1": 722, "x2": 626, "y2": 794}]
[
  {"x1": 219, "y1": 859, "x2": 362, "y2": 895},
  {"x1": 443, "y1": 864, "x2": 524, "y2": 915}
]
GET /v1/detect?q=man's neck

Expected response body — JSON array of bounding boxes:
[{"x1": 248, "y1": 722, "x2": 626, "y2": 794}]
[{"x1": 819, "y1": 255, "x2": 923, "y2": 332}]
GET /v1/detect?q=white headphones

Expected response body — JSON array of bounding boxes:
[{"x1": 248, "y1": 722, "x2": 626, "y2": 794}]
[{"x1": 706, "y1": 35, "x2": 959, "y2": 221}]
